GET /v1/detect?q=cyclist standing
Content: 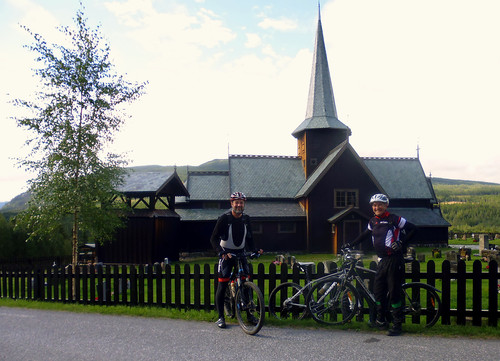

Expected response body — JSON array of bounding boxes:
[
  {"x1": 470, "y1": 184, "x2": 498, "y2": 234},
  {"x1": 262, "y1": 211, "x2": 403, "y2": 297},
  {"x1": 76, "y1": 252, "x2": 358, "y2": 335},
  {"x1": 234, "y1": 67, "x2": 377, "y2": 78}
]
[
  {"x1": 210, "y1": 191, "x2": 263, "y2": 329},
  {"x1": 347, "y1": 194, "x2": 417, "y2": 336}
]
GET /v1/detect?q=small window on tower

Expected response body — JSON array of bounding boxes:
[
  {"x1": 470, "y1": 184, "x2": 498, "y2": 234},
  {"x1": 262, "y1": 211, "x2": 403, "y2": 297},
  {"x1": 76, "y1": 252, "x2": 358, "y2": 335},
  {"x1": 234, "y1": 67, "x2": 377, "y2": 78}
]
[{"x1": 310, "y1": 158, "x2": 318, "y2": 166}]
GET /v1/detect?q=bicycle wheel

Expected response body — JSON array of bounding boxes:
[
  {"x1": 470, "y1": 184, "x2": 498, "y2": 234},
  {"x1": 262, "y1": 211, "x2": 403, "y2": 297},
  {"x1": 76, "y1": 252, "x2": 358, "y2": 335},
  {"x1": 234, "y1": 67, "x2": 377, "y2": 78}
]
[
  {"x1": 235, "y1": 281, "x2": 265, "y2": 335},
  {"x1": 401, "y1": 283, "x2": 441, "y2": 327},
  {"x1": 224, "y1": 285, "x2": 235, "y2": 318},
  {"x1": 306, "y1": 277, "x2": 359, "y2": 326},
  {"x1": 268, "y1": 282, "x2": 308, "y2": 320}
]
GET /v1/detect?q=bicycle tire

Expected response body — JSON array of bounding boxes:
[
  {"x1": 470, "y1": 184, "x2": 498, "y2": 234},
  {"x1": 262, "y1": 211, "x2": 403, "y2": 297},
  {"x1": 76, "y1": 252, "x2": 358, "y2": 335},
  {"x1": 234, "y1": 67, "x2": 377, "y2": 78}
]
[
  {"x1": 268, "y1": 282, "x2": 308, "y2": 320},
  {"x1": 401, "y1": 282, "x2": 441, "y2": 327},
  {"x1": 224, "y1": 286, "x2": 235, "y2": 318},
  {"x1": 235, "y1": 281, "x2": 265, "y2": 335},
  {"x1": 306, "y1": 277, "x2": 360, "y2": 326}
]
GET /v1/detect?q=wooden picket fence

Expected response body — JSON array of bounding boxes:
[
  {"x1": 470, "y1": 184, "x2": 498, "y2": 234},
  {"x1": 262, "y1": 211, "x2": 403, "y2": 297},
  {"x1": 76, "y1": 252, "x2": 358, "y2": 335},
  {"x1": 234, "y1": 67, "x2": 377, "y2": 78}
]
[{"x1": 0, "y1": 260, "x2": 498, "y2": 327}]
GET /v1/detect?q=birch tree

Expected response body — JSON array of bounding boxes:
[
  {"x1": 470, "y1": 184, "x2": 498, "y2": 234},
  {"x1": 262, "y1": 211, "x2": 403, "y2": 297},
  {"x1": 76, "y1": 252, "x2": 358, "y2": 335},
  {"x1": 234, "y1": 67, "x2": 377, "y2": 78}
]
[{"x1": 13, "y1": 4, "x2": 146, "y2": 267}]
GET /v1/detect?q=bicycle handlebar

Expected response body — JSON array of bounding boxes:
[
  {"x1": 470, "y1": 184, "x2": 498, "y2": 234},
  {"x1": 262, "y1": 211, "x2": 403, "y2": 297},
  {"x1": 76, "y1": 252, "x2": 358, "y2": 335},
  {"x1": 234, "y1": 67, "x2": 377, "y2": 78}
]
[{"x1": 227, "y1": 251, "x2": 261, "y2": 260}]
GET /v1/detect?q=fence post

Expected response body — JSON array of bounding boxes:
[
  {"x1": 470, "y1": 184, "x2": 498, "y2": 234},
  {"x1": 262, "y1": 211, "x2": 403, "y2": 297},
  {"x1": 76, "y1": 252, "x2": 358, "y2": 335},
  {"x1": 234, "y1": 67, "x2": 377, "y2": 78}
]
[
  {"x1": 456, "y1": 260, "x2": 466, "y2": 325},
  {"x1": 60, "y1": 266, "x2": 66, "y2": 303},
  {"x1": 472, "y1": 260, "x2": 483, "y2": 326},
  {"x1": 120, "y1": 265, "x2": 128, "y2": 305},
  {"x1": 113, "y1": 265, "x2": 120, "y2": 305},
  {"x1": 105, "y1": 265, "x2": 112, "y2": 305},
  {"x1": 488, "y1": 260, "x2": 498, "y2": 327},
  {"x1": 146, "y1": 264, "x2": 153, "y2": 306},
  {"x1": 174, "y1": 264, "x2": 181, "y2": 309},
  {"x1": 98, "y1": 264, "x2": 105, "y2": 305},
  {"x1": 155, "y1": 263, "x2": 163, "y2": 306},
  {"x1": 193, "y1": 264, "x2": 200, "y2": 310},
  {"x1": 183, "y1": 264, "x2": 191, "y2": 310},
  {"x1": 441, "y1": 260, "x2": 451, "y2": 325},
  {"x1": 164, "y1": 264, "x2": 172, "y2": 308},
  {"x1": 81, "y1": 265, "x2": 88, "y2": 304},
  {"x1": 138, "y1": 265, "x2": 145, "y2": 305},
  {"x1": 89, "y1": 264, "x2": 96, "y2": 305},
  {"x1": 130, "y1": 265, "x2": 137, "y2": 306},
  {"x1": 257, "y1": 263, "x2": 266, "y2": 295},
  {"x1": 267, "y1": 263, "x2": 276, "y2": 299},
  {"x1": 203, "y1": 264, "x2": 211, "y2": 312}
]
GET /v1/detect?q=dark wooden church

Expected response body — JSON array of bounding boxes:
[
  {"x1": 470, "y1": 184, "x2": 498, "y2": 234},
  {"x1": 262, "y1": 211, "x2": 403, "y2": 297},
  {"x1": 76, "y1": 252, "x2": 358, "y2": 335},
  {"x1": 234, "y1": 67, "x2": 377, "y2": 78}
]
[{"x1": 97, "y1": 13, "x2": 450, "y2": 264}]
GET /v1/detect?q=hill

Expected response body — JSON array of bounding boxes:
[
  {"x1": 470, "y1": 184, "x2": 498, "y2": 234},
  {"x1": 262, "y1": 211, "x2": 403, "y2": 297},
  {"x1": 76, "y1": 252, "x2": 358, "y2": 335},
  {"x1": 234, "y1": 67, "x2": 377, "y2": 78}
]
[
  {"x1": 432, "y1": 178, "x2": 500, "y2": 234},
  {"x1": 431, "y1": 177, "x2": 499, "y2": 186}
]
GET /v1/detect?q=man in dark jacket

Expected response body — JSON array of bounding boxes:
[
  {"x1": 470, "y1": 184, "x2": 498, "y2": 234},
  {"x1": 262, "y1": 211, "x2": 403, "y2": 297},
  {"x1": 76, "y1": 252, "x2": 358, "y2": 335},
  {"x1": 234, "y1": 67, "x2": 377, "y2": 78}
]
[
  {"x1": 210, "y1": 191, "x2": 262, "y2": 328},
  {"x1": 347, "y1": 194, "x2": 417, "y2": 336}
]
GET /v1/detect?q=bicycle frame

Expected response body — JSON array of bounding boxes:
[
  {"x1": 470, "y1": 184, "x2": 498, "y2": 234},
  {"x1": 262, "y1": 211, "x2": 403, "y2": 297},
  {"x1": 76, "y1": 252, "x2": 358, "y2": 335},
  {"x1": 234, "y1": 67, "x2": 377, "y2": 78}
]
[
  {"x1": 281, "y1": 266, "x2": 345, "y2": 308},
  {"x1": 224, "y1": 252, "x2": 265, "y2": 335}
]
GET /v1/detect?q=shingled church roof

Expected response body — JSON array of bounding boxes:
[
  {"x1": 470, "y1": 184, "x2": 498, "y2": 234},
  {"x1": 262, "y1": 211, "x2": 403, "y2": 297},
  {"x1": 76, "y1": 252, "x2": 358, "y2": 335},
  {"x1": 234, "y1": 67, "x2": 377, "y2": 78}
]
[{"x1": 292, "y1": 11, "x2": 350, "y2": 138}]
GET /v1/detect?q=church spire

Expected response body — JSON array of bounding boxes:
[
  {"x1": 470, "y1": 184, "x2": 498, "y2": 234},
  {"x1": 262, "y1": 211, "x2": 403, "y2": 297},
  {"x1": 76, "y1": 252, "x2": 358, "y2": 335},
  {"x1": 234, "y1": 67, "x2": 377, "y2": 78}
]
[{"x1": 292, "y1": 8, "x2": 350, "y2": 138}]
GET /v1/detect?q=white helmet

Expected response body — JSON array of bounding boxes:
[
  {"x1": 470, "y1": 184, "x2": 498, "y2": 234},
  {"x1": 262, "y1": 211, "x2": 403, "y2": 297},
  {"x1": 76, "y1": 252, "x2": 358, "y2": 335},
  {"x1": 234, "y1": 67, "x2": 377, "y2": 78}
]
[{"x1": 369, "y1": 193, "x2": 389, "y2": 205}]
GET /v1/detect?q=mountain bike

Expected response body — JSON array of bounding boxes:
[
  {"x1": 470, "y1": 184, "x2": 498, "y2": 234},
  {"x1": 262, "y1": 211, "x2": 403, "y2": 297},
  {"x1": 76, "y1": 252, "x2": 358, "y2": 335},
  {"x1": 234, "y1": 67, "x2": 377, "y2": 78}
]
[
  {"x1": 306, "y1": 248, "x2": 442, "y2": 327},
  {"x1": 223, "y1": 252, "x2": 265, "y2": 335},
  {"x1": 268, "y1": 262, "x2": 343, "y2": 320}
]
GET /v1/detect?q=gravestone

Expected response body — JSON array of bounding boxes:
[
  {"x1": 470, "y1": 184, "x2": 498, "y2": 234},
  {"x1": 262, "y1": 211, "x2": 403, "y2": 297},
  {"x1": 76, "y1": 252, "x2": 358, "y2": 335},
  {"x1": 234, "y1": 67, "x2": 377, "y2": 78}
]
[
  {"x1": 445, "y1": 250, "x2": 459, "y2": 272},
  {"x1": 459, "y1": 247, "x2": 472, "y2": 261},
  {"x1": 479, "y1": 234, "x2": 489, "y2": 252}
]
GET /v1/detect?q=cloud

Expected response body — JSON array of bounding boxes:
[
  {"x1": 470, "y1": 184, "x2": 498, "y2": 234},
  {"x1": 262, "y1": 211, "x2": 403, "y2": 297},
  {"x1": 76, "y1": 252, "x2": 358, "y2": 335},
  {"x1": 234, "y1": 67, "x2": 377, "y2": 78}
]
[
  {"x1": 258, "y1": 17, "x2": 297, "y2": 31},
  {"x1": 245, "y1": 33, "x2": 262, "y2": 48}
]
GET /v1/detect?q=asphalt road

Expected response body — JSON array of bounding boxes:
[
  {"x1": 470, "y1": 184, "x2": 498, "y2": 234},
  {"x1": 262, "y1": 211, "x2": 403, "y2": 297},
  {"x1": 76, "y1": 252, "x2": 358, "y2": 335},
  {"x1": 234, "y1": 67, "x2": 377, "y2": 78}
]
[{"x1": 0, "y1": 307, "x2": 498, "y2": 361}]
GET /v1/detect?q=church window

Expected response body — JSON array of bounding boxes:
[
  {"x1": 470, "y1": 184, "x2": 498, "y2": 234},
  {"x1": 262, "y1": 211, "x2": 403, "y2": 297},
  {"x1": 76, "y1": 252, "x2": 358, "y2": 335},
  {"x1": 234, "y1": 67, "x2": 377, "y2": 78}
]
[{"x1": 335, "y1": 189, "x2": 358, "y2": 208}]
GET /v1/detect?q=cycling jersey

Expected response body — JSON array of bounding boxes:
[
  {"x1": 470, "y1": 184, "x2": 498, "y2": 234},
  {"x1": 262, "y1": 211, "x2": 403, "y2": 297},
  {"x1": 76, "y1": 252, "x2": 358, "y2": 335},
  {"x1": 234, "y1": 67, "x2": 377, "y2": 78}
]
[
  {"x1": 368, "y1": 211, "x2": 407, "y2": 258},
  {"x1": 210, "y1": 211, "x2": 255, "y2": 255},
  {"x1": 350, "y1": 211, "x2": 416, "y2": 258}
]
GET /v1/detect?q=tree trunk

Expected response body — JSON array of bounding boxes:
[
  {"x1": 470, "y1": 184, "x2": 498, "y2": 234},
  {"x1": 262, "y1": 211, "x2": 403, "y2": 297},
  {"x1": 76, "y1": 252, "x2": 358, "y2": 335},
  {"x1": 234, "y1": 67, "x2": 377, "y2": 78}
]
[{"x1": 72, "y1": 210, "x2": 79, "y2": 298}]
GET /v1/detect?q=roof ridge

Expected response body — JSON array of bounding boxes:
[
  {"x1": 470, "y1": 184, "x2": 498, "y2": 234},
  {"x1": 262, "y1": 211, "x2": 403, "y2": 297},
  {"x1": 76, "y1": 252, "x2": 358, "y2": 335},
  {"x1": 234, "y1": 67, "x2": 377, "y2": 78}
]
[
  {"x1": 363, "y1": 157, "x2": 418, "y2": 160},
  {"x1": 188, "y1": 170, "x2": 229, "y2": 175},
  {"x1": 229, "y1": 154, "x2": 300, "y2": 160}
]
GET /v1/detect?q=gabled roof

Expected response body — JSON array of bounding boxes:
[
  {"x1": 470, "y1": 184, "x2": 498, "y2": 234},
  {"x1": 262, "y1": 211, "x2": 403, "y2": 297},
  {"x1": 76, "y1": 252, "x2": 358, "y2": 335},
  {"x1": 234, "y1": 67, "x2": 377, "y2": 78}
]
[
  {"x1": 295, "y1": 141, "x2": 384, "y2": 198},
  {"x1": 327, "y1": 206, "x2": 370, "y2": 223},
  {"x1": 363, "y1": 158, "x2": 435, "y2": 201},
  {"x1": 230, "y1": 155, "x2": 305, "y2": 199},
  {"x1": 185, "y1": 171, "x2": 229, "y2": 201},
  {"x1": 118, "y1": 170, "x2": 189, "y2": 197},
  {"x1": 292, "y1": 14, "x2": 349, "y2": 138}
]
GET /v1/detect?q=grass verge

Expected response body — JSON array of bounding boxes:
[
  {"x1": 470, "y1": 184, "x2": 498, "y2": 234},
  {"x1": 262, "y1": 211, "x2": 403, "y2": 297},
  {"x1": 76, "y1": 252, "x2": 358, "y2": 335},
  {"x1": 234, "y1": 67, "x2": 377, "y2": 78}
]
[{"x1": 1, "y1": 298, "x2": 499, "y2": 339}]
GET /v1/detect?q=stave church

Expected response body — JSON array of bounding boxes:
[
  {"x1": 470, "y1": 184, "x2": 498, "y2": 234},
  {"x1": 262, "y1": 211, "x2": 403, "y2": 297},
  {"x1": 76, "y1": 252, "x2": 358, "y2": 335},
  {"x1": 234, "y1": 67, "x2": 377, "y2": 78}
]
[{"x1": 97, "y1": 12, "x2": 450, "y2": 264}]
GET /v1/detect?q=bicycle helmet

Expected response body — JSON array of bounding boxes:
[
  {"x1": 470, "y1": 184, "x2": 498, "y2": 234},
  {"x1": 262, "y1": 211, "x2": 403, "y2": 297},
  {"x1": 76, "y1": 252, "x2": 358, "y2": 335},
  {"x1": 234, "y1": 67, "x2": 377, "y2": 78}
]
[
  {"x1": 369, "y1": 193, "x2": 389, "y2": 205},
  {"x1": 230, "y1": 191, "x2": 246, "y2": 201}
]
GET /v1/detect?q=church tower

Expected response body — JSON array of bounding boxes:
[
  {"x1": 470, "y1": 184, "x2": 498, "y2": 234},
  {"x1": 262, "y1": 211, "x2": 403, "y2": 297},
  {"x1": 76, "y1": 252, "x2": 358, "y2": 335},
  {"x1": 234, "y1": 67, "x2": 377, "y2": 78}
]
[{"x1": 292, "y1": 10, "x2": 351, "y2": 178}]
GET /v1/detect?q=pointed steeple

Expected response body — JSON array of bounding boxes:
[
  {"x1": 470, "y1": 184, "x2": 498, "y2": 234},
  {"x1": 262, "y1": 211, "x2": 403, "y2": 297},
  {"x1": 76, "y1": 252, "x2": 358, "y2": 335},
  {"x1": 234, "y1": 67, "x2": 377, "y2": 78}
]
[{"x1": 292, "y1": 8, "x2": 350, "y2": 138}]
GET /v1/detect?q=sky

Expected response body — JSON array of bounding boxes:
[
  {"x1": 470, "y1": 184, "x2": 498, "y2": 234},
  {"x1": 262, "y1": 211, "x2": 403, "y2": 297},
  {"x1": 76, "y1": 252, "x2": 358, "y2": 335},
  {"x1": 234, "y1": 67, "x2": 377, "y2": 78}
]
[{"x1": 1, "y1": 0, "x2": 500, "y2": 203}]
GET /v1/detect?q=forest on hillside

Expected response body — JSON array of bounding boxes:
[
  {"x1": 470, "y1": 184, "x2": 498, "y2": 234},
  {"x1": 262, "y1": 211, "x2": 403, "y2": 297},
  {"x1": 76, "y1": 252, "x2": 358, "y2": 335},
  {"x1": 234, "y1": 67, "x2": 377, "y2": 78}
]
[{"x1": 432, "y1": 179, "x2": 500, "y2": 234}]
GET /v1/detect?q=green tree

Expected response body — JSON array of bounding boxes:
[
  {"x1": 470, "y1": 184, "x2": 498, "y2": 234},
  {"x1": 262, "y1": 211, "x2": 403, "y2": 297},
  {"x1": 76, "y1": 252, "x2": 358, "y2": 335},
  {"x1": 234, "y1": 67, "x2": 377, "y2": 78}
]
[{"x1": 13, "y1": 4, "x2": 146, "y2": 267}]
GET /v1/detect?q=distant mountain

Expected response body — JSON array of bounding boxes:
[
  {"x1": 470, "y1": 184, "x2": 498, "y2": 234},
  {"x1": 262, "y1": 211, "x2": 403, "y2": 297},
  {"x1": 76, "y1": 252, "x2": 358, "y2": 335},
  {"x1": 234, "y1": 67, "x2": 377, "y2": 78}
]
[
  {"x1": 0, "y1": 202, "x2": 6, "y2": 210},
  {"x1": 0, "y1": 192, "x2": 31, "y2": 214},
  {"x1": 431, "y1": 177, "x2": 499, "y2": 186}
]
